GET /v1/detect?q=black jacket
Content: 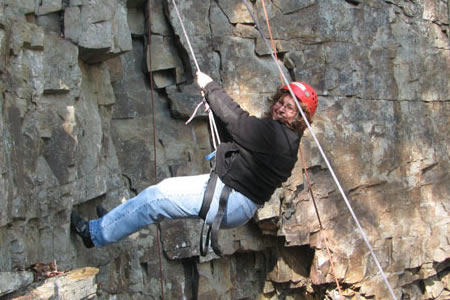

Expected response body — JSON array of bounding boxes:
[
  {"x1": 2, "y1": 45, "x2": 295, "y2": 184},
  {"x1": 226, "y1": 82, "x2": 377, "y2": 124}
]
[{"x1": 204, "y1": 82, "x2": 301, "y2": 205}]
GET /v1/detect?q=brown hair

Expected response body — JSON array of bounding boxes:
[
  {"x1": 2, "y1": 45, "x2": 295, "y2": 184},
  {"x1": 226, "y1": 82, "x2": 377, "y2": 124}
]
[{"x1": 265, "y1": 89, "x2": 313, "y2": 135}]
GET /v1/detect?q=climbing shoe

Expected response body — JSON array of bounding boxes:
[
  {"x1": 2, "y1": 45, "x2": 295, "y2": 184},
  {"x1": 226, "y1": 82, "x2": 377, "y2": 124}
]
[
  {"x1": 70, "y1": 211, "x2": 95, "y2": 248},
  {"x1": 96, "y1": 205, "x2": 109, "y2": 218}
]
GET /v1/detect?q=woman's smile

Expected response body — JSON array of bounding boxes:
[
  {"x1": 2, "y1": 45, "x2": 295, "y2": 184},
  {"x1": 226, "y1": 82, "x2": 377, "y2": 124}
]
[{"x1": 271, "y1": 94, "x2": 298, "y2": 124}]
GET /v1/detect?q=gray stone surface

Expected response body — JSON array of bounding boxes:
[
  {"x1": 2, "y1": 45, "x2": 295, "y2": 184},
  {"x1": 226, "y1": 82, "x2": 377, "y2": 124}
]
[
  {"x1": 148, "y1": 35, "x2": 184, "y2": 75},
  {"x1": 35, "y1": 0, "x2": 63, "y2": 16},
  {"x1": 0, "y1": 271, "x2": 34, "y2": 297},
  {"x1": 0, "y1": 0, "x2": 448, "y2": 299},
  {"x1": 166, "y1": 84, "x2": 207, "y2": 119},
  {"x1": 127, "y1": 8, "x2": 145, "y2": 36},
  {"x1": 148, "y1": 0, "x2": 171, "y2": 36},
  {"x1": 64, "y1": 0, "x2": 132, "y2": 63},
  {"x1": 5, "y1": 0, "x2": 35, "y2": 15},
  {"x1": 43, "y1": 35, "x2": 81, "y2": 95}
]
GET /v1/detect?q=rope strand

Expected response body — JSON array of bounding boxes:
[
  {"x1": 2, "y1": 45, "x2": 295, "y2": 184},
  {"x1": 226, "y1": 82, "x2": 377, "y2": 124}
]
[
  {"x1": 261, "y1": 4, "x2": 343, "y2": 296},
  {"x1": 242, "y1": 1, "x2": 397, "y2": 299},
  {"x1": 170, "y1": 0, "x2": 200, "y2": 72},
  {"x1": 261, "y1": 0, "x2": 285, "y2": 86},
  {"x1": 170, "y1": 0, "x2": 221, "y2": 150},
  {"x1": 147, "y1": 1, "x2": 165, "y2": 298},
  {"x1": 299, "y1": 147, "x2": 343, "y2": 297}
]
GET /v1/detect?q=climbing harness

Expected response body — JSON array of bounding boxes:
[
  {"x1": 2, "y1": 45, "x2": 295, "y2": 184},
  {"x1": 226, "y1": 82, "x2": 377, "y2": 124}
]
[
  {"x1": 171, "y1": 0, "x2": 227, "y2": 257},
  {"x1": 242, "y1": 0, "x2": 397, "y2": 299},
  {"x1": 147, "y1": 1, "x2": 165, "y2": 298}
]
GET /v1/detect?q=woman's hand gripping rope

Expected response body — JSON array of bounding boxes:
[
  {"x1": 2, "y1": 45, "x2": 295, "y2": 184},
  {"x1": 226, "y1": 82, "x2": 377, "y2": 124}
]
[
  {"x1": 195, "y1": 71, "x2": 213, "y2": 90},
  {"x1": 185, "y1": 71, "x2": 214, "y2": 125}
]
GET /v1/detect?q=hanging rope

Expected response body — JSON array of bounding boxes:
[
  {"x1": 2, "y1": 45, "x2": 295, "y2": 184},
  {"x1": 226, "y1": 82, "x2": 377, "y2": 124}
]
[
  {"x1": 242, "y1": 1, "x2": 397, "y2": 299},
  {"x1": 260, "y1": 1, "x2": 344, "y2": 296},
  {"x1": 261, "y1": 4, "x2": 343, "y2": 296},
  {"x1": 146, "y1": 1, "x2": 164, "y2": 299},
  {"x1": 260, "y1": 1, "x2": 343, "y2": 296},
  {"x1": 170, "y1": 0, "x2": 221, "y2": 150},
  {"x1": 171, "y1": 0, "x2": 200, "y2": 72},
  {"x1": 299, "y1": 147, "x2": 344, "y2": 297},
  {"x1": 261, "y1": 0, "x2": 285, "y2": 86}
]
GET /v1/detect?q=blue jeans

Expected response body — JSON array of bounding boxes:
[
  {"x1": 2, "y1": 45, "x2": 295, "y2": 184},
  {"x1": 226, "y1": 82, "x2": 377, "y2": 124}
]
[{"x1": 89, "y1": 174, "x2": 261, "y2": 248}]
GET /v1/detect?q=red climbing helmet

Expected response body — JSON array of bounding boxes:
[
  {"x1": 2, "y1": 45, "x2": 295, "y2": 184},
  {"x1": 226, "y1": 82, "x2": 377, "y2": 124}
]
[{"x1": 281, "y1": 81, "x2": 318, "y2": 117}]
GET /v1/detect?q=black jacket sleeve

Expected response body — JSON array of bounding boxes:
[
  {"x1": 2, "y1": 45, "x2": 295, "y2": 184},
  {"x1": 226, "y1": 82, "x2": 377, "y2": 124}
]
[{"x1": 203, "y1": 81, "x2": 277, "y2": 153}]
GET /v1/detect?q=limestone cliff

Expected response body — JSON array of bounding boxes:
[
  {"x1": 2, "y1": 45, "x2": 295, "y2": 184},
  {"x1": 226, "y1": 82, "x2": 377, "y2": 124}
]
[{"x1": 0, "y1": 0, "x2": 448, "y2": 299}]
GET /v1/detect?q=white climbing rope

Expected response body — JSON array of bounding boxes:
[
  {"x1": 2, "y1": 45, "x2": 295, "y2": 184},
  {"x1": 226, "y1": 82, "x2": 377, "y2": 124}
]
[
  {"x1": 241, "y1": 1, "x2": 398, "y2": 299},
  {"x1": 170, "y1": 0, "x2": 200, "y2": 72},
  {"x1": 171, "y1": 0, "x2": 221, "y2": 150}
]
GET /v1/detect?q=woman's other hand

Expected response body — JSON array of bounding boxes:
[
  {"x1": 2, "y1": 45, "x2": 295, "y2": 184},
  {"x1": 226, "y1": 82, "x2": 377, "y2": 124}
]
[{"x1": 196, "y1": 71, "x2": 213, "y2": 89}]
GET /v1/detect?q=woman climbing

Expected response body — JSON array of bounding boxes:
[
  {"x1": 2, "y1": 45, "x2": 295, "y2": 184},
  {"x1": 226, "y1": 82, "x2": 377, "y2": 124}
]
[{"x1": 71, "y1": 71, "x2": 318, "y2": 250}]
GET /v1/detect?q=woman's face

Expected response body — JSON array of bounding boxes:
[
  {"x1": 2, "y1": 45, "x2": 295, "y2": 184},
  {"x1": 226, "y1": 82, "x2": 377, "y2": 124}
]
[{"x1": 271, "y1": 94, "x2": 298, "y2": 124}]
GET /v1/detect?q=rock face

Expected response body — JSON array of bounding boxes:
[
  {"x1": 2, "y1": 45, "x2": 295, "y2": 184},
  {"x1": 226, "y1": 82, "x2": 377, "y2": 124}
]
[
  {"x1": 0, "y1": 0, "x2": 448, "y2": 299},
  {"x1": 3, "y1": 267, "x2": 99, "y2": 299}
]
